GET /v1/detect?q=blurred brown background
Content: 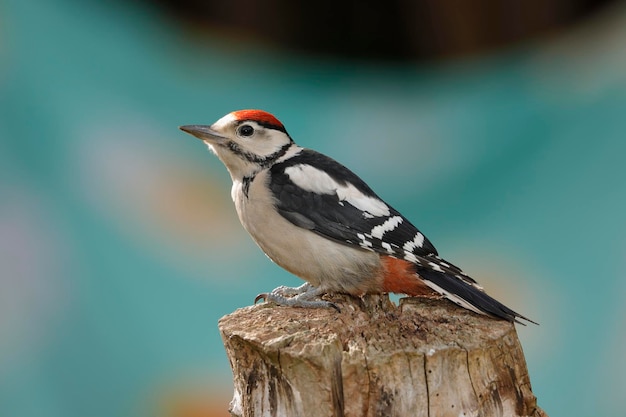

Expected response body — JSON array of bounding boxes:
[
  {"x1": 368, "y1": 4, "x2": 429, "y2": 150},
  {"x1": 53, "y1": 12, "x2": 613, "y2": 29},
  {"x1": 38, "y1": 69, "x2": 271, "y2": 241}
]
[{"x1": 160, "y1": 0, "x2": 614, "y2": 60}]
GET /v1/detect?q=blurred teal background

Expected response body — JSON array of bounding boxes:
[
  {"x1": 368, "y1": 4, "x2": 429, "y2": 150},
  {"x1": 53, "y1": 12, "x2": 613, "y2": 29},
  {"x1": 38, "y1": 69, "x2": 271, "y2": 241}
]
[{"x1": 1, "y1": 0, "x2": 625, "y2": 416}]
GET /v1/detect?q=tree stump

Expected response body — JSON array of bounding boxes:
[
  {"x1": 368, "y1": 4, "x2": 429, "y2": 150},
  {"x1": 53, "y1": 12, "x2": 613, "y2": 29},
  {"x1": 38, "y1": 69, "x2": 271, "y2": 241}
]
[{"x1": 218, "y1": 294, "x2": 547, "y2": 417}]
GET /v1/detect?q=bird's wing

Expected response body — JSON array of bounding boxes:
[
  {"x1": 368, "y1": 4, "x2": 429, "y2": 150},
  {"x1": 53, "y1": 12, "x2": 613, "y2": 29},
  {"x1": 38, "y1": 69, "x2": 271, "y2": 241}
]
[
  {"x1": 268, "y1": 149, "x2": 535, "y2": 324},
  {"x1": 268, "y1": 149, "x2": 440, "y2": 260}
]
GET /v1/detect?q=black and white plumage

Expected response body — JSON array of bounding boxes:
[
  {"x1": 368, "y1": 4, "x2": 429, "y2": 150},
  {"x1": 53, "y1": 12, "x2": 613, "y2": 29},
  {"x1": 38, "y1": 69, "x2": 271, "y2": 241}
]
[
  {"x1": 269, "y1": 149, "x2": 438, "y2": 259},
  {"x1": 180, "y1": 109, "x2": 535, "y2": 324}
]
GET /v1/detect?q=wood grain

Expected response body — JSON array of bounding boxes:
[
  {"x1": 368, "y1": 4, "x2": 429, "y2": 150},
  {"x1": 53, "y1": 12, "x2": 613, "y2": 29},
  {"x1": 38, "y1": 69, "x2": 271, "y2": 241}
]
[{"x1": 219, "y1": 294, "x2": 547, "y2": 417}]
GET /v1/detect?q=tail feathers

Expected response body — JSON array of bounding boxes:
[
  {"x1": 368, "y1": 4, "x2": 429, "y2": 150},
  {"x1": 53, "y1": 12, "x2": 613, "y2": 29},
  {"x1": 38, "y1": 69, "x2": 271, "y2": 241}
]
[{"x1": 417, "y1": 266, "x2": 537, "y2": 325}]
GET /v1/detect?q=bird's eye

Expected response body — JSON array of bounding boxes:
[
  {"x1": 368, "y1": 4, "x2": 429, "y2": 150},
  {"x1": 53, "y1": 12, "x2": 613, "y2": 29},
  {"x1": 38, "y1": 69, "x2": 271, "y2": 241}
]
[{"x1": 238, "y1": 124, "x2": 255, "y2": 137}]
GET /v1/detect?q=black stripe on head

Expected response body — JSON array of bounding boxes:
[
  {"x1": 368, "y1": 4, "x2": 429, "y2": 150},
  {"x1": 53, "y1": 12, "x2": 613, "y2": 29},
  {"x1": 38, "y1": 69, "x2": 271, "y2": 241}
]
[{"x1": 227, "y1": 141, "x2": 293, "y2": 168}]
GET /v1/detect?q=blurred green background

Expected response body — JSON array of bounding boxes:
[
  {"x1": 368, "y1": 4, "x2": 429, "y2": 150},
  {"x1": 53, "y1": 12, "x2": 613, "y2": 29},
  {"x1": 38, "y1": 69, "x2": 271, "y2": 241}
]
[{"x1": 1, "y1": 0, "x2": 625, "y2": 416}]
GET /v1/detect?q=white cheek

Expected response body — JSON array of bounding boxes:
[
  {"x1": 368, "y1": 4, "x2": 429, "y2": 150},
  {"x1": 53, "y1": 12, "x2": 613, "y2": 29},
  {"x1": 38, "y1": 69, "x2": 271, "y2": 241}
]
[{"x1": 246, "y1": 130, "x2": 290, "y2": 158}]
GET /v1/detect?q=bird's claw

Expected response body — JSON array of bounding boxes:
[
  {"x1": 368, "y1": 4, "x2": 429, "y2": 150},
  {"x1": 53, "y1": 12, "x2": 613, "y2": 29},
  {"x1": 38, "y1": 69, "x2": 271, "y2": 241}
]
[
  {"x1": 253, "y1": 284, "x2": 341, "y2": 312},
  {"x1": 254, "y1": 293, "x2": 268, "y2": 304},
  {"x1": 327, "y1": 302, "x2": 341, "y2": 313}
]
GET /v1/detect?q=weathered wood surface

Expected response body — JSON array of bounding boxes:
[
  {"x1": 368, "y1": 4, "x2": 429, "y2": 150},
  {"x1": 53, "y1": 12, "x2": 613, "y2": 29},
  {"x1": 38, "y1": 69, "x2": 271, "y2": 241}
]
[{"x1": 219, "y1": 294, "x2": 547, "y2": 417}]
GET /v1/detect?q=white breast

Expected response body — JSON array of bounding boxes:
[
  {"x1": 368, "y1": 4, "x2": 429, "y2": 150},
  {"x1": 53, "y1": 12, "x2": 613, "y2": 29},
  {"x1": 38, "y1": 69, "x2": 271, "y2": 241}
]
[{"x1": 231, "y1": 170, "x2": 383, "y2": 294}]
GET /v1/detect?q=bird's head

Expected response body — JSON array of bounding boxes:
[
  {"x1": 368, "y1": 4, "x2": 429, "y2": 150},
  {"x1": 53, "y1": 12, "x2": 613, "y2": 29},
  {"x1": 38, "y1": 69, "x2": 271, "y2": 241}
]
[{"x1": 180, "y1": 110, "x2": 295, "y2": 180}]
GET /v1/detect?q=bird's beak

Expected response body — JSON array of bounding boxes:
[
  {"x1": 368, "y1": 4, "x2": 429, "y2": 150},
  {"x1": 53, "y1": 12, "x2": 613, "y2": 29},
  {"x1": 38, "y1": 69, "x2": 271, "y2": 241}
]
[{"x1": 179, "y1": 125, "x2": 227, "y2": 143}]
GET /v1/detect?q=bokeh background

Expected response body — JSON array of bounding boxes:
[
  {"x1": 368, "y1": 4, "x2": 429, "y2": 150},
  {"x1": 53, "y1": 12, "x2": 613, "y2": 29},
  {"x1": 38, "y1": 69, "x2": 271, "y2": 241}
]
[{"x1": 1, "y1": 0, "x2": 625, "y2": 416}]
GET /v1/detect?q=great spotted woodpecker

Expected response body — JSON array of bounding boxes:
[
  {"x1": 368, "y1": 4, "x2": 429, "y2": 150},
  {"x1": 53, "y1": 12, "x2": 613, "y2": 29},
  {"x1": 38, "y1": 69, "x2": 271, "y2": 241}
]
[{"x1": 180, "y1": 110, "x2": 535, "y2": 324}]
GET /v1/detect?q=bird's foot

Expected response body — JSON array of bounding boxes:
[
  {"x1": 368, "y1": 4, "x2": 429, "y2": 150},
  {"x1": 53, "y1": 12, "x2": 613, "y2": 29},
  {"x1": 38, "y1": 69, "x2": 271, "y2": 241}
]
[{"x1": 255, "y1": 283, "x2": 340, "y2": 312}]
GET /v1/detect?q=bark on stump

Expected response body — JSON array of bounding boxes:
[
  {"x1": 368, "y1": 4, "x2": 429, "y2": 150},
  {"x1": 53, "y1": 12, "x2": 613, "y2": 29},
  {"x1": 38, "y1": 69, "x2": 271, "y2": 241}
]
[{"x1": 218, "y1": 294, "x2": 547, "y2": 417}]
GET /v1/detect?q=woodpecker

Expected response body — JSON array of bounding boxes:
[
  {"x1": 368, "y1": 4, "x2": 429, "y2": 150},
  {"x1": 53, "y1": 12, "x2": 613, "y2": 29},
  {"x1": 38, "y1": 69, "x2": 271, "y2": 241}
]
[{"x1": 180, "y1": 110, "x2": 535, "y2": 324}]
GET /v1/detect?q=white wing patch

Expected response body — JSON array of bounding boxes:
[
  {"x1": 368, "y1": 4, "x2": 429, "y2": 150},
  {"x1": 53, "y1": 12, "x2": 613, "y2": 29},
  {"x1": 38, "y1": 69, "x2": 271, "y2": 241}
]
[
  {"x1": 403, "y1": 232, "x2": 425, "y2": 252},
  {"x1": 370, "y1": 216, "x2": 403, "y2": 239},
  {"x1": 428, "y1": 261, "x2": 444, "y2": 273},
  {"x1": 404, "y1": 252, "x2": 419, "y2": 263},
  {"x1": 285, "y1": 164, "x2": 390, "y2": 217},
  {"x1": 356, "y1": 233, "x2": 373, "y2": 249},
  {"x1": 381, "y1": 242, "x2": 394, "y2": 254}
]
